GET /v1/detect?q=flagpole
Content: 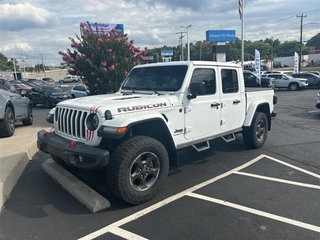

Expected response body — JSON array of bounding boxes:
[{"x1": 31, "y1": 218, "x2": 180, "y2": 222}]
[{"x1": 241, "y1": 0, "x2": 244, "y2": 70}]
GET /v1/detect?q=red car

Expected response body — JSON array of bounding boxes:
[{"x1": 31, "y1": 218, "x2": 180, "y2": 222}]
[{"x1": 12, "y1": 83, "x2": 32, "y2": 95}]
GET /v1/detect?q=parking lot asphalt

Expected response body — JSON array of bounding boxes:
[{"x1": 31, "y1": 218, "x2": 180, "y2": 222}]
[
  {"x1": 0, "y1": 119, "x2": 52, "y2": 211},
  {"x1": 0, "y1": 88, "x2": 320, "y2": 239}
]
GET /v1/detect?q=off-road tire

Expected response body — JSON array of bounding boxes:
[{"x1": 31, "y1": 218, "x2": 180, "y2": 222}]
[
  {"x1": 242, "y1": 112, "x2": 268, "y2": 149},
  {"x1": 106, "y1": 136, "x2": 169, "y2": 205},
  {"x1": 45, "y1": 99, "x2": 52, "y2": 109},
  {"x1": 22, "y1": 105, "x2": 33, "y2": 126},
  {"x1": 0, "y1": 107, "x2": 15, "y2": 137},
  {"x1": 289, "y1": 83, "x2": 299, "y2": 91}
]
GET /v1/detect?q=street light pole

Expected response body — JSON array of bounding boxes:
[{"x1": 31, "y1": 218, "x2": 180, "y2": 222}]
[{"x1": 180, "y1": 24, "x2": 193, "y2": 61}]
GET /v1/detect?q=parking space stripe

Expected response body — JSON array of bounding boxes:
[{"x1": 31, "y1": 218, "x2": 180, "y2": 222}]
[
  {"x1": 186, "y1": 192, "x2": 320, "y2": 233},
  {"x1": 235, "y1": 172, "x2": 320, "y2": 189},
  {"x1": 78, "y1": 154, "x2": 265, "y2": 240},
  {"x1": 108, "y1": 227, "x2": 148, "y2": 240},
  {"x1": 265, "y1": 155, "x2": 320, "y2": 179}
]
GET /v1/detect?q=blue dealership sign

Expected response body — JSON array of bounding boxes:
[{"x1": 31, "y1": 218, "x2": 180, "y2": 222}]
[
  {"x1": 206, "y1": 30, "x2": 236, "y2": 42},
  {"x1": 161, "y1": 50, "x2": 173, "y2": 56}
]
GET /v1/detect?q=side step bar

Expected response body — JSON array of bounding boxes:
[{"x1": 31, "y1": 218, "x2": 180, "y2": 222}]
[
  {"x1": 221, "y1": 133, "x2": 236, "y2": 142},
  {"x1": 192, "y1": 141, "x2": 210, "y2": 152}
]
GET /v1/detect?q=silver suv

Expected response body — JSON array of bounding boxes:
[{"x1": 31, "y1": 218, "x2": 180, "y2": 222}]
[
  {"x1": 0, "y1": 78, "x2": 33, "y2": 137},
  {"x1": 261, "y1": 73, "x2": 308, "y2": 91},
  {"x1": 70, "y1": 84, "x2": 89, "y2": 98}
]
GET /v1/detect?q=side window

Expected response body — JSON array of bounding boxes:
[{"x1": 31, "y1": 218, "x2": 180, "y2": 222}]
[
  {"x1": 221, "y1": 69, "x2": 239, "y2": 93},
  {"x1": 189, "y1": 68, "x2": 216, "y2": 95}
]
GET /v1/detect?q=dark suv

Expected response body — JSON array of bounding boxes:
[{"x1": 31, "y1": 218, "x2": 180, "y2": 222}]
[
  {"x1": 291, "y1": 72, "x2": 320, "y2": 88},
  {"x1": 243, "y1": 70, "x2": 276, "y2": 88},
  {"x1": 29, "y1": 85, "x2": 70, "y2": 108}
]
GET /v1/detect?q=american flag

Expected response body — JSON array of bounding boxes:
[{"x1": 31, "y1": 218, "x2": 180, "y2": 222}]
[{"x1": 239, "y1": 0, "x2": 243, "y2": 20}]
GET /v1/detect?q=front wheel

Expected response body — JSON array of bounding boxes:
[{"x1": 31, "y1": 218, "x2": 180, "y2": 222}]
[
  {"x1": 106, "y1": 136, "x2": 169, "y2": 205},
  {"x1": 45, "y1": 99, "x2": 52, "y2": 109},
  {"x1": 289, "y1": 83, "x2": 299, "y2": 91},
  {"x1": 0, "y1": 107, "x2": 15, "y2": 137},
  {"x1": 242, "y1": 112, "x2": 268, "y2": 149}
]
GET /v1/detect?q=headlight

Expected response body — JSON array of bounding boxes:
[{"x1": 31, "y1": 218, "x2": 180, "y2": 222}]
[
  {"x1": 86, "y1": 113, "x2": 99, "y2": 131},
  {"x1": 21, "y1": 90, "x2": 27, "y2": 95},
  {"x1": 105, "y1": 110, "x2": 113, "y2": 120}
]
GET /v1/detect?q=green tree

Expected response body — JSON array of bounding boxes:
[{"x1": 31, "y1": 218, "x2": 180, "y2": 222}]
[
  {"x1": 59, "y1": 22, "x2": 146, "y2": 95},
  {"x1": 306, "y1": 33, "x2": 320, "y2": 50}
]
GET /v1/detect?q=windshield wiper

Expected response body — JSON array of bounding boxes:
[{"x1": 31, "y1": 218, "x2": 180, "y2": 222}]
[{"x1": 149, "y1": 87, "x2": 159, "y2": 95}]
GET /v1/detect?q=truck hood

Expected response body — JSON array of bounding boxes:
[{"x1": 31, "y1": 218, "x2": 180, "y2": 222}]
[{"x1": 57, "y1": 93, "x2": 173, "y2": 115}]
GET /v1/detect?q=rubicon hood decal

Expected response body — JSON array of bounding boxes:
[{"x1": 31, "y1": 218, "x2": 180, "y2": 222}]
[{"x1": 117, "y1": 102, "x2": 167, "y2": 113}]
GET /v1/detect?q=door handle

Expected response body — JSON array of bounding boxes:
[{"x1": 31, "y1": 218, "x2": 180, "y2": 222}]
[
  {"x1": 233, "y1": 100, "x2": 240, "y2": 104},
  {"x1": 211, "y1": 102, "x2": 220, "y2": 107}
]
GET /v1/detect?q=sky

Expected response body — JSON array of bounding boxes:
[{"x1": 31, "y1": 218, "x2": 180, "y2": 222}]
[{"x1": 0, "y1": 0, "x2": 319, "y2": 67}]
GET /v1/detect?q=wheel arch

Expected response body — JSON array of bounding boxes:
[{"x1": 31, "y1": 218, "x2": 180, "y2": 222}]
[
  {"x1": 5, "y1": 101, "x2": 15, "y2": 118},
  {"x1": 128, "y1": 116, "x2": 177, "y2": 166},
  {"x1": 244, "y1": 101, "x2": 271, "y2": 130}
]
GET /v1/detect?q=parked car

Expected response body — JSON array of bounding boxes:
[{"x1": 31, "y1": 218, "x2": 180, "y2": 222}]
[
  {"x1": 316, "y1": 90, "x2": 320, "y2": 109},
  {"x1": 59, "y1": 76, "x2": 80, "y2": 83},
  {"x1": 291, "y1": 72, "x2": 320, "y2": 88},
  {"x1": 70, "y1": 84, "x2": 90, "y2": 98},
  {"x1": 243, "y1": 70, "x2": 275, "y2": 88},
  {"x1": 0, "y1": 78, "x2": 33, "y2": 137},
  {"x1": 28, "y1": 85, "x2": 71, "y2": 108},
  {"x1": 42, "y1": 78, "x2": 55, "y2": 86},
  {"x1": 309, "y1": 71, "x2": 320, "y2": 76},
  {"x1": 261, "y1": 73, "x2": 308, "y2": 91},
  {"x1": 12, "y1": 82, "x2": 32, "y2": 96}
]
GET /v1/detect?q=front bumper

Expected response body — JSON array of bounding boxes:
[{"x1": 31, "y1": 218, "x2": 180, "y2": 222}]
[{"x1": 37, "y1": 130, "x2": 109, "y2": 169}]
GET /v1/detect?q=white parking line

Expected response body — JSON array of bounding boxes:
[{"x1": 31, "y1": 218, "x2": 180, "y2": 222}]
[
  {"x1": 235, "y1": 172, "x2": 320, "y2": 189},
  {"x1": 186, "y1": 192, "x2": 320, "y2": 233},
  {"x1": 78, "y1": 154, "x2": 320, "y2": 239}
]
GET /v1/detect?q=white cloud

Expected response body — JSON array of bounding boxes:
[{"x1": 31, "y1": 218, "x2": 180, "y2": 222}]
[
  {"x1": 0, "y1": 0, "x2": 319, "y2": 66},
  {"x1": 0, "y1": 3, "x2": 60, "y2": 31}
]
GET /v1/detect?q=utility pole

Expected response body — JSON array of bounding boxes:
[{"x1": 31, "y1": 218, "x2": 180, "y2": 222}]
[
  {"x1": 271, "y1": 36, "x2": 274, "y2": 70},
  {"x1": 297, "y1": 13, "x2": 307, "y2": 72},
  {"x1": 176, "y1": 32, "x2": 186, "y2": 61},
  {"x1": 41, "y1": 54, "x2": 47, "y2": 77}
]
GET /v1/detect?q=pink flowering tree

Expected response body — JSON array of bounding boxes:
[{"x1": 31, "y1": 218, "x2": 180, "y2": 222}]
[{"x1": 59, "y1": 22, "x2": 146, "y2": 95}]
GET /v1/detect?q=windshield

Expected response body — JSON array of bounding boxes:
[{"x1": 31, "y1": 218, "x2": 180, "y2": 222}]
[
  {"x1": 0, "y1": 78, "x2": 19, "y2": 94},
  {"x1": 121, "y1": 65, "x2": 188, "y2": 92},
  {"x1": 43, "y1": 86, "x2": 64, "y2": 93}
]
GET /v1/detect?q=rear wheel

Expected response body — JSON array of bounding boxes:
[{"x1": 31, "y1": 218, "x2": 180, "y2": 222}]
[
  {"x1": 242, "y1": 112, "x2": 268, "y2": 149},
  {"x1": 106, "y1": 136, "x2": 169, "y2": 205},
  {"x1": 289, "y1": 83, "x2": 299, "y2": 91},
  {"x1": 0, "y1": 107, "x2": 15, "y2": 137}
]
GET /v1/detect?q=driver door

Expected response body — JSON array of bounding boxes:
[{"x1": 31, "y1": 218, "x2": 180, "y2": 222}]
[{"x1": 184, "y1": 68, "x2": 221, "y2": 140}]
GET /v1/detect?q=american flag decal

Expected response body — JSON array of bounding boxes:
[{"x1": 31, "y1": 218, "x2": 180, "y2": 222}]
[
  {"x1": 239, "y1": 0, "x2": 243, "y2": 20},
  {"x1": 86, "y1": 105, "x2": 102, "y2": 141}
]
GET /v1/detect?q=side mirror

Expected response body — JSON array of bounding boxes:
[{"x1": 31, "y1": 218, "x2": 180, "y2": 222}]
[{"x1": 187, "y1": 82, "x2": 205, "y2": 100}]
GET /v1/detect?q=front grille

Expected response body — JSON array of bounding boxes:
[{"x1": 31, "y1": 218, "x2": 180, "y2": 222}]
[{"x1": 55, "y1": 107, "x2": 88, "y2": 140}]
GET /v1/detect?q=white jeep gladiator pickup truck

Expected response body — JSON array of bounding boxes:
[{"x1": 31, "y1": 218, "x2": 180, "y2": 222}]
[{"x1": 38, "y1": 61, "x2": 277, "y2": 205}]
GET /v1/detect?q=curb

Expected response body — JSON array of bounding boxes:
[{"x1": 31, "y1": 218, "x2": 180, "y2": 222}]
[
  {"x1": 42, "y1": 160, "x2": 111, "y2": 213},
  {"x1": 0, "y1": 139, "x2": 38, "y2": 212}
]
